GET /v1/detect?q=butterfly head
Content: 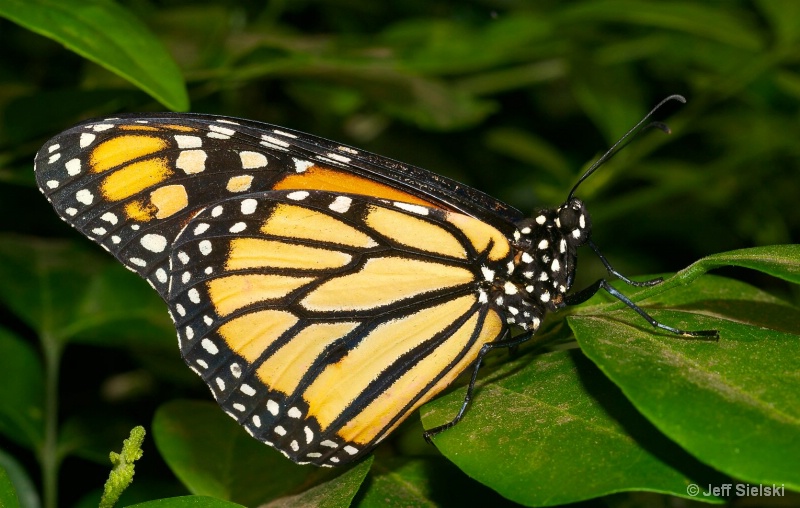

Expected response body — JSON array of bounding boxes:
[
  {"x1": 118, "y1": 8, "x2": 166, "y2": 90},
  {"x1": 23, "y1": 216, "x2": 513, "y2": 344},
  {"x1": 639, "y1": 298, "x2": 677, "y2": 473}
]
[{"x1": 556, "y1": 197, "x2": 591, "y2": 248}]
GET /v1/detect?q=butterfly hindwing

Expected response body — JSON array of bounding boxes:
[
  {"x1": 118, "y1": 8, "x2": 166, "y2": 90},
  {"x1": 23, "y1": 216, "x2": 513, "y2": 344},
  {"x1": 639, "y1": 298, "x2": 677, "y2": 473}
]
[{"x1": 167, "y1": 190, "x2": 510, "y2": 465}]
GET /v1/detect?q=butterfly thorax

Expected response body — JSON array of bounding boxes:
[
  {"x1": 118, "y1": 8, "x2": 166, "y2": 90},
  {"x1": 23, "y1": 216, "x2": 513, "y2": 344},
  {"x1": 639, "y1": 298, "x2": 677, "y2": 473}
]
[{"x1": 485, "y1": 198, "x2": 592, "y2": 332}]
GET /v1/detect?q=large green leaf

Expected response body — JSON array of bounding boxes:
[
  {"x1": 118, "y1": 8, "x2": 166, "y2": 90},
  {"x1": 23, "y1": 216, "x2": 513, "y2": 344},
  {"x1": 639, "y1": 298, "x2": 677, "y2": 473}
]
[
  {"x1": 264, "y1": 457, "x2": 372, "y2": 508},
  {"x1": 128, "y1": 497, "x2": 246, "y2": 508},
  {"x1": 571, "y1": 276, "x2": 800, "y2": 489},
  {"x1": 153, "y1": 400, "x2": 370, "y2": 506},
  {"x1": 0, "y1": 0, "x2": 188, "y2": 111},
  {"x1": 354, "y1": 457, "x2": 518, "y2": 507},
  {"x1": 420, "y1": 349, "x2": 726, "y2": 506}
]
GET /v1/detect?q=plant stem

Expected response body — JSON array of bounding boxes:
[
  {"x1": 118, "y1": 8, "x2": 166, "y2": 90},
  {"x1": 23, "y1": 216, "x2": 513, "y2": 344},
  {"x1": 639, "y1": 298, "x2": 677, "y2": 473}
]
[{"x1": 40, "y1": 335, "x2": 62, "y2": 508}]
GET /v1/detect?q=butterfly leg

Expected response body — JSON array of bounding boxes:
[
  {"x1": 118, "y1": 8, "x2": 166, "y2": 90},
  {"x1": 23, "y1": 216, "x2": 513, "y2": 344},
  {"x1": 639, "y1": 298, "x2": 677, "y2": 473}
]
[
  {"x1": 565, "y1": 279, "x2": 719, "y2": 339},
  {"x1": 423, "y1": 330, "x2": 535, "y2": 443},
  {"x1": 588, "y1": 240, "x2": 663, "y2": 287}
]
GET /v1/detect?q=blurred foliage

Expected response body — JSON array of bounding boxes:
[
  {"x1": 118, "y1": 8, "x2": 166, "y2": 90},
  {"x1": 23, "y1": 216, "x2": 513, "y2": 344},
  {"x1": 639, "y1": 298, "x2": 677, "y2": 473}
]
[{"x1": 0, "y1": 0, "x2": 798, "y2": 506}]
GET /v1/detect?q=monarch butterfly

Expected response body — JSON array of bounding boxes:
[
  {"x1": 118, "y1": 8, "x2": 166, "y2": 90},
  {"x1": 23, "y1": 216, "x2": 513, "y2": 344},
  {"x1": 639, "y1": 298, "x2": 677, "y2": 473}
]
[{"x1": 34, "y1": 95, "x2": 717, "y2": 467}]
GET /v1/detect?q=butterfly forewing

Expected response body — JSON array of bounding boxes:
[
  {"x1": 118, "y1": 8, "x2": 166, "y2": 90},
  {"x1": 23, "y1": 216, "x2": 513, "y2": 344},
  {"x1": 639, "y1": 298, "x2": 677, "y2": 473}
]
[
  {"x1": 167, "y1": 190, "x2": 508, "y2": 465},
  {"x1": 34, "y1": 115, "x2": 521, "y2": 300}
]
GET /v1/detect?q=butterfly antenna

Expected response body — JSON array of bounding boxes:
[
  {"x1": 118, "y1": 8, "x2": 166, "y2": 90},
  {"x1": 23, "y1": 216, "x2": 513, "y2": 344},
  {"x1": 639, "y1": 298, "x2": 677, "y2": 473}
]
[{"x1": 567, "y1": 94, "x2": 686, "y2": 201}]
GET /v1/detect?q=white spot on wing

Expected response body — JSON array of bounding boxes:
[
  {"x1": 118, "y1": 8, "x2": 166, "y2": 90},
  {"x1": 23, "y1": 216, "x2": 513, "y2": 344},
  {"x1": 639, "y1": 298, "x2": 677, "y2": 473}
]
[
  {"x1": 193, "y1": 223, "x2": 210, "y2": 235},
  {"x1": 80, "y1": 133, "x2": 96, "y2": 148},
  {"x1": 287, "y1": 191, "x2": 309, "y2": 201},
  {"x1": 326, "y1": 152, "x2": 351, "y2": 163},
  {"x1": 129, "y1": 257, "x2": 146, "y2": 267},
  {"x1": 75, "y1": 189, "x2": 94, "y2": 205},
  {"x1": 293, "y1": 158, "x2": 314, "y2": 173},
  {"x1": 101, "y1": 212, "x2": 118, "y2": 224},
  {"x1": 141, "y1": 234, "x2": 167, "y2": 253},
  {"x1": 329, "y1": 196, "x2": 352, "y2": 213},
  {"x1": 240, "y1": 199, "x2": 257, "y2": 214},
  {"x1": 394, "y1": 202, "x2": 429, "y2": 215},
  {"x1": 174, "y1": 135, "x2": 202, "y2": 148},
  {"x1": 201, "y1": 338, "x2": 218, "y2": 354},
  {"x1": 176, "y1": 150, "x2": 207, "y2": 174},
  {"x1": 156, "y1": 268, "x2": 168, "y2": 284},
  {"x1": 261, "y1": 134, "x2": 290, "y2": 147},
  {"x1": 65, "y1": 158, "x2": 82, "y2": 176},
  {"x1": 239, "y1": 151, "x2": 268, "y2": 169},
  {"x1": 208, "y1": 125, "x2": 235, "y2": 138},
  {"x1": 229, "y1": 222, "x2": 247, "y2": 233}
]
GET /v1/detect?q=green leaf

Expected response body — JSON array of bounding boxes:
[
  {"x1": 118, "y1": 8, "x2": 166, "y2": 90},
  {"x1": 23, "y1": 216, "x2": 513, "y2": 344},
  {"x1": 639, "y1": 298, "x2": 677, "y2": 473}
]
[
  {"x1": 354, "y1": 457, "x2": 518, "y2": 507},
  {"x1": 0, "y1": 328, "x2": 44, "y2": 448},
  {"x1": 0, "y1": 0, "x2": 188, "y2": 111},
  {"x1": 153, "y1": 400, "x2": 348, "y2": 506},
  {"x1": 571, "y1": 277, "x2": 800, "y2": 490},
  {"x1": 0, "y1": 451, "x2": 39, "y2": 508},
  {"x1": 685, "y1": 245, "x2": 800, "y2": 284},
  {"x1": 421, "y1": 349, "x2": 726, "y2": 506},
  {"x1": 127, "y1": 496, "x2": 246, "y2": 508},
  {"x1": 575, "y1": 246, "x2": 800, "y2": 317},
  {"x1": 264, "y1": 456, "x2": 372, "y2": 508},
  {"x1": 0, "y1": 235, "x2": 172, "y2": 347},
  {"x1": 0, "y1": 466, "x2": 21, "y2": 508}
]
